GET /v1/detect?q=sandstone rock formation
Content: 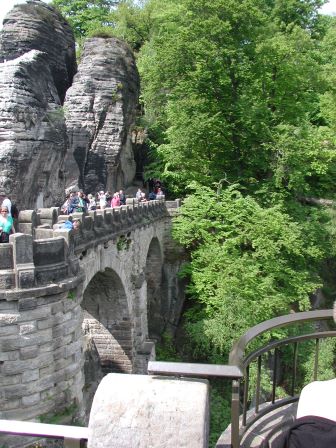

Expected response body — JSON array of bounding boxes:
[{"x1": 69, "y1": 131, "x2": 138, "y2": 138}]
[
  {"x1": 0, "y1": 50, "x2": 67, "y2": 208},
  {"x1": 0, "y1": 0, "x2": 77, "y2": 103},
  {"x1": 0, "y1": 2, "x2": 140, "y2": 207},
  {"x1": 64, "y1": 37, "x2": 140, "y2": 194}
]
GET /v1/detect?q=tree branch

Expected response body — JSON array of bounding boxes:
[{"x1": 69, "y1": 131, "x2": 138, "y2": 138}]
[{"x1": 297, "y1": 196, "x2": 336, "y2": 207}]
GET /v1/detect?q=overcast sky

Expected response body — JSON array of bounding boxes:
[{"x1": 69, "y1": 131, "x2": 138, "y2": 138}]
[{"x1": 0, "y1": 0, "x2": 336, "y2": 29}]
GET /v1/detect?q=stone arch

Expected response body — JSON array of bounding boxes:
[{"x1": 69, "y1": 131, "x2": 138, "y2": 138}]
[
  {"x1": 145, "y1": 237, "x2": 164, "y2": 339},
  {"x1": 82, "y1": 268, "x2": 133, "y2": 373},
  {"x1": 81, "y1": 268, "x2": 133, "y2": 414}
]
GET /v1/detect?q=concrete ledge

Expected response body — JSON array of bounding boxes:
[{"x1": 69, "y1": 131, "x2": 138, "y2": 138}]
[{"x1": 88, "y1": 373, "x2": 209, "y2": 448}]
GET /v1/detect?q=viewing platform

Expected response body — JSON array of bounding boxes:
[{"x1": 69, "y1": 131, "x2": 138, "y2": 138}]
[{"x1": 0, "y1": 308, "x2": 334, "y2": 447}]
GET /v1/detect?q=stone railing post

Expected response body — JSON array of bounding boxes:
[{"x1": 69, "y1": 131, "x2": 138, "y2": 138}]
[
  {"x1": 10, "y1": 233, "x2": 35, "y2": 289},
  {"x1": 18, "y1": 210, "x2": 38, "y2": 236}
]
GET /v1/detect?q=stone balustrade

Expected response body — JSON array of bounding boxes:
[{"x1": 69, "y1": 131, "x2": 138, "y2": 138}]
[{"x1": 0, "y1": 199, "x2": 178, "y2": 292}]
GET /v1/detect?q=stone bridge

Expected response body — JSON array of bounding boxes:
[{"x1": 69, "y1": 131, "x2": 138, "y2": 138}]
[{"x1": 0, "y1": 199, "x2": 185, "y2": 436}]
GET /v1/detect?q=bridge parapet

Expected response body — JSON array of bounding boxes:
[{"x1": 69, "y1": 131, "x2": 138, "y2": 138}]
[{"x1": 0, "y1": 199, "x2": 179, "y2": 291}]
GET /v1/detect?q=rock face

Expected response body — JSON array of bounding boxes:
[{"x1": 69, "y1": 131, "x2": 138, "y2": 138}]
[
  {"x1": 0, "y1": 3, "x2": 140, "y2": 206},
  {"x1": 0, "y1": 0, "x2": 77, "y2": 103},
  {"x1": 0, "y1": 50, "x2": 68, "y2": 209},
  {"x1": 64, "y1": 38, "x2": 140, "y2": 194}
]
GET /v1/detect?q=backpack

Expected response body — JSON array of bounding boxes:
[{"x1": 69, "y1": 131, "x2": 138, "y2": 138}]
[{"x1": 11, "y1": 203, "x2": 19, "y2": 219}]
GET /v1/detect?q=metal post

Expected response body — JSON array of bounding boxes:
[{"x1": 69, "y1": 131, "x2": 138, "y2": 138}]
[
  {"x1": 314, "y1": 338, "x2": 319, "y2": 381},
  {"x1": 231, "y1": 379, "x2": 240, "y2": 448}
]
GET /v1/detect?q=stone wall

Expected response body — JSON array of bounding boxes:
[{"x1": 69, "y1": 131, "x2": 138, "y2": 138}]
[{"x1": 0, "y1": 200, "x2": 185, "y2": 445}]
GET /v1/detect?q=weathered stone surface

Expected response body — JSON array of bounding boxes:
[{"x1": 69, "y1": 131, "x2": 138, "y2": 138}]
[
  {"x1": 0, "y1": 202, "x2": 184, "y2": 440},
  {"x1": 88, "y1": 373, "x2": 209, "y2": 448},
  {"x1": 0, "y1": 0, "x2": 77, "y2": 103},
  {"x1": 0, "y1": 50, "x2": 67, "y2": 208},
  {"x1": 64, "y1": 37, "x2": 140, "y2": 193}
]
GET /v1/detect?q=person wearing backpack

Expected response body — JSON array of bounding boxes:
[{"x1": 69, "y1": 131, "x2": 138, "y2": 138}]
[{"x1": 11, "y1": 203, "x2": 19, "y2": 231}]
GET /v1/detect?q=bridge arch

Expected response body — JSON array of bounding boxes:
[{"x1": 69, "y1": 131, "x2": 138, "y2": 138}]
[
  {"x1": 82, "y1": 267, "x2": 133, "y2": 373},
  {"x1": 145, "y1": 237, "x2": 165, "y2": 339},
  {"x1": 81, "y1": 267, "x2": 133, "y2": 413}
]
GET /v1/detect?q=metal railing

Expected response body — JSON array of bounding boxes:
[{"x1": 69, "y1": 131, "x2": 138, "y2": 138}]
[
  {"x1": 0, "y1": 309, "x2": 334, "y2": 448},
  {"x1": 148, "y1": 309, "x2": 336, "y2": 447}
]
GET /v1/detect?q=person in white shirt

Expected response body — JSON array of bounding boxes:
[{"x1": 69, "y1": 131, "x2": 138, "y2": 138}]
[
  {"x1": 98, "y1": 191, "x2": 107, "y2": 210},
  {"x1": 2, "y1": 196, "x2": 12, "y2": 217}
]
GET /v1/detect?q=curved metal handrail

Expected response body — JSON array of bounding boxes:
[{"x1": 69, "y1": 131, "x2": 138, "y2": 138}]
[
  {"x1": 243, "y1": 330, "x2": 336, "y2": 368},
  {"x1": 229, "y1": 309, "x2": 334, "y2": 367}
]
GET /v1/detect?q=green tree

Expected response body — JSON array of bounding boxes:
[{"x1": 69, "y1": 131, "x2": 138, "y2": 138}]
[
  {"x1": 137, "y1": 0, "x2": 333, "y2": 196},
  {"x1": 51, "y1": 0, "x2": 118, "y2": 37},
  {"x1": 173, "y1": 183, "x2": 331, "y2": 360}
]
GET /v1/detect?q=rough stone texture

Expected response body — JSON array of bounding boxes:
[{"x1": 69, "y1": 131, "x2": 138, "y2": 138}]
[
  {"x1": 88, "y1": 373, "x2": 209, "y2": 448},
  {"x1": 0, "y1": 50, "x2": 67, "y2": 208},
  {"x1": 0, "y1": 0, "x2": 77, "y2": 103},
  {"x1": 0, "y1": 289, "x2": 84, "y2": 448},
  {"x1": 63, "y1": 37, "x2": 140, "y2": 193},
  {"x1": 0, "y1": 2, "x2": 141, "y2": 205},
  {"x1": 0, "y1": 201, "x2": 185, "y2": 441}
]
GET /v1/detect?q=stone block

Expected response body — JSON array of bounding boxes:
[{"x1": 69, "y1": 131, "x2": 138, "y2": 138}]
[
  {"x1": 19, "y1": 322, "x2": 37, "y2": 335},
  {"x1": 33, "y1": 237, "x2": 65, "y2": 266},
  {"x1": 1, "y1": 328, "x2": 52, "y2": 351},
  {"x1": 3, "y1": 352, "x2": 53, "y2": 375},
  {"x1": 22, "y1": 393, "x2": 41, "y2": 406},
  {"x1": 0, "y1": 301, "x2": 17, "y2": 312},
  {"x1": 17, "y1": 305, "x2": 51, "y2": 321},
  {"x1": 37, "y1": 311, "x2": 71, "y2": 330},
  {"x1": 11, "y1": 233, "x2": 33, "y2": 264},
  {"x1": 0, "y1": 399, "x2": 21, "y2": 411},
  {"x1": 63, "y1": 298, "x2": 78, "y2": 312},
  {"x1": 38, "y1": 372, "x2": 65, "y2": 392},
  {"x1": 64, "y1": 339, "x2": 82, "y2": 358},
  {"x1": 0, "y1": 374, "x2": 21, "y2": 387},
  {"x1": 53, "y1": 356, "x2": 72, "y2": 372},
  {"x1": 16, "y1": 264, "x2": 36, "y2": 289},
  {"x1": 0, "y1": 351, "x2": 19, "y2": 361},
  {"x1": 35, "y1": 228, "x2": 54, "y2": 239},
  {"x1": 0, "y1": 271, "x2": 16, "y2": 289},
  {"x1": 4, "y1": 384, "x2": 28, "y2": 400},
  {"x1": 51, "y1": 301, "x2": 64, "y2": 315},
  {"x1": 22, "y1": 369, "x2": 40, "y2": 383},
  {"x1": 0, "y1": 324, "x2": 19, "y2": 337},
  {"x1": 20, "y1": 346, "x2": 39, "y2": 360},
  {"x1": 38, "y1": 293, "x2": 65, "y2": 306},
  {"x1": 88, "y1": 374, "x2": 209, "y2": 448},
  {"x1": 52, "y1": 334, "x2": 72, "y2": 349},
  {"x1": 0, "y1": 244, "x2": 13, "y2": 269},
  {"x1": 39, "y1": 364, "x2": 55, "y2": 378},
  {"x1": 18, "y1": 298, "x2": 38, "y2": 311}
]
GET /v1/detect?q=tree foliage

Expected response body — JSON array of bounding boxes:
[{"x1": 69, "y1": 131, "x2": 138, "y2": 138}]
[
  {"x1": 173, "y1": 183, "x2": 332, "y2": 359},
  {"x1": 52, "y1": 0, "x2": 336, "y2": 369},
  {"x1": 51, "y1": 0, "x2": 118, "y2": 37}
]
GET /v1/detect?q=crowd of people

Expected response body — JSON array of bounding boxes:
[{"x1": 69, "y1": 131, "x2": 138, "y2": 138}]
[
  {"x1": 61, "y1": 181, "x2": 165, "y2": 216},
  {"x1": 0, "y1": 181, "x2": 166, "y2": 240},
  {"x1": 60, "y1": 189, "x2": 128, "y2": 215}
]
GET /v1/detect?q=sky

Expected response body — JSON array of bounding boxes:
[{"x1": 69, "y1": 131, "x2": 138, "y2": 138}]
[{"x1": 0, "y1": 0, "x2": 336, "y2": 29}]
